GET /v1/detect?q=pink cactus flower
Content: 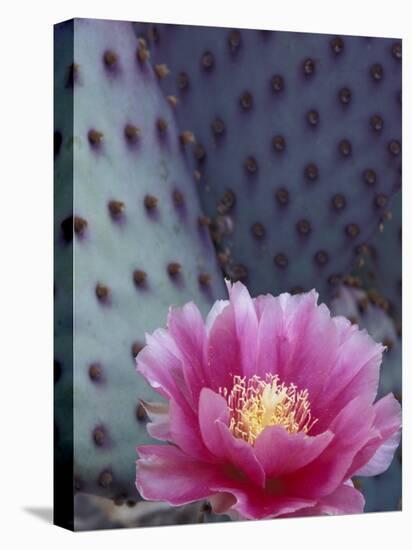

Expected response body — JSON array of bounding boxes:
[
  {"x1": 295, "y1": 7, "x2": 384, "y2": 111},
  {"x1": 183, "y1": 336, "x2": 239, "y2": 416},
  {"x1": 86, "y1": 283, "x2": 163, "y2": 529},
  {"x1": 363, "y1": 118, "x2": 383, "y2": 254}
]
[{"x1": 135, "y1": 281, "x2": 401, "y2": 519}]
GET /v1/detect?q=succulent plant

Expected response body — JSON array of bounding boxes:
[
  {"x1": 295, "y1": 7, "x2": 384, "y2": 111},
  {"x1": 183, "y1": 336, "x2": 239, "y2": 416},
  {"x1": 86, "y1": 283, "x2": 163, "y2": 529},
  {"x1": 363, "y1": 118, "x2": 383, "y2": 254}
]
[
  {"x1": 54, "y1": 18, "x2": 225, "y2": 524},
  {"x1": 135, "y1": 23, "x2": 401, "y2": 302},
  {"x1": 353, "y1": 191, "x2": 402, "y2": 324},
  {"x1": 74, "y1": 494, "x2": 227, "y2": 530}
]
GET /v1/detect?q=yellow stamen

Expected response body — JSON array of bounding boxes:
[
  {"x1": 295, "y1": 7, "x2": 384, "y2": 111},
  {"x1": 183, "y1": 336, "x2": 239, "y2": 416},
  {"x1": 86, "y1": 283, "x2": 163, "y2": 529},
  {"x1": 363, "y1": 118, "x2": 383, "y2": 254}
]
[{"x1": 219, "y1": 374, "x2": 317, "y2": 445}]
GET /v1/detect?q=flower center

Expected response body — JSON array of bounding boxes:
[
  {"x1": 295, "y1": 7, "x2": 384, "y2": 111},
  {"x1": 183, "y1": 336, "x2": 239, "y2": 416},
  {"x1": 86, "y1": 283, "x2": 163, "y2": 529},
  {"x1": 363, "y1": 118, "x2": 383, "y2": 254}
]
[{"x1": 219, "y1": 374, "x2": 317, "y2": 445}]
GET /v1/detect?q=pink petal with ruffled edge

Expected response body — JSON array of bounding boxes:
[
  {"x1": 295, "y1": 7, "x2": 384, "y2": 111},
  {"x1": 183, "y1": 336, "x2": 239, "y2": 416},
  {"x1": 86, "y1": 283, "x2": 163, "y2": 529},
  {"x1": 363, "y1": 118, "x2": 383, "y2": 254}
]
[
  {"x1": 254, "y1": 425, "x2": 334, "y2": 478},
  {"x1": 225, "y1": 281, "x2": 259, "y2": 379},
  {"x1": 168, "y1": 397, "x2": 215, "y2": 462},
  {"x1": 139, "y1": 400, "x2": 171, "y2": 441},
  {"x1": 207, "y1": 304, "x2": 244, "y2": 392},
  {"x1": 255, "y1": 295, "x2": 286, "y2": 379},
  {"x1": 285, "y1": 395, "x2": 376, "y2": 498},
  {"x1": 136, "y1": 443, "x2": 313, "y2": 520},
  {"x1": 137, "y1": 328, "x2": 188, "y2": 405},
  {"x1": 209, "y1": 492, "x2": 237, "y2": 514},
  {"x1": 259, "y1": 291, "x2": 340, "y2": 405},
  {"x1": 253, "y1": 293, "x2": 273, "y2": 320},
  {"x1": 198, "y1": 388, "x2": 265, "y2": 486},
  {"x1": 209, "y1": 481, "x2": 315, "y2": 520},
  {"x1": 280, "y1": 482, "x2": 365, "y2": 517},
  {"x1": 349, "y1": 393, "x2": 401, "y2": 477},
  {"x1": 205, "y1": 299, "x2": 229, "y2": 333},
  {"x1": 137, "y1": 329, "x2": 206, "y2": 457},
  {"x1": 136, "y1": 445, "x2": 217, "y2": 506},
  {"x1": 313, "y1": 324, "x2": 384, "y2": 432},
  {"x1": 313, "y1": 483, "x2": 365, "y2": 515},
  {"x1": 197, "y1": 388, "x2": 229, "y2": 452},
  {"x1": 167, "y1": 302, "x2": 208, "y2": 407}
]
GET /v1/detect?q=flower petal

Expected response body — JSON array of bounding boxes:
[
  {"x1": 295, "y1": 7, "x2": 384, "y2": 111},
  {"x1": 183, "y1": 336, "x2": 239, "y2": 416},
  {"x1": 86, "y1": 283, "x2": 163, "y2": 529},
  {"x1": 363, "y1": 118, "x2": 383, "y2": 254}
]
[
  {"x1": 209, "y1": 480, "x2": 315, "y2": 520},
  {"x1": 273, "y1": 292, "x2": 340, "y2": 404},
  {"x1": 136, "y1": 445, "x2": 217, "y2": 506},
  {"x1": 350, "y1": 393, "x2": 402, "y2": 477},
  {"x1": 314, "y1": 325, "x2": 384, "y2": 431},
  {"x1": 209, "y1": 492, "x2": 237, "y2": 514},
  {"x1": 198, "y1": 388, "x2": 265, "y2": 487},
  {"x1": 167, "y1": 302, "x2": 208, "y2": 406},
  {"x1": 253, "y1": 294, "x2": 272, "y2": 320},
  {"x1": 198, "y1": 388, "x2": 229, "y2": 454},
  {"x1": 285, "y1": 395, "x2": 375, "y2": 498},
  {"x1": 205, "y1": 299, "x2": 229, "y2": 333},
  {"x1": 226, "y1": 280, "x2": 259, "y2": 379},
  {"x1": 207, "y1": 304, "x2": 243, "y2": 391},
  {"x1": 136, "y1": 443, "x2": 312, "y2": 520},
  {"x1": 280, "y1": 483, "x2": 365, "y2": 517},
  {"x1": 254, "y1": 425, "x2": 334, "y2": 477},
  {"x1": 137, "y1": 328, "x2": 188, "y2": 406},
  {"x1": 140, "y1": 400, "x2": 171, "y2": 441},
  {"x1": 255, "y1": 295, "x2": 286, "y2": 379},
  {"x1": 314, "y1": 483, "x2": 365, "y2": 515},
  {"x1": 169, "y1": 398, "x2": 215, "y2": 462}
]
